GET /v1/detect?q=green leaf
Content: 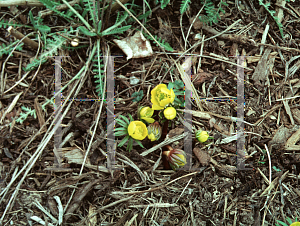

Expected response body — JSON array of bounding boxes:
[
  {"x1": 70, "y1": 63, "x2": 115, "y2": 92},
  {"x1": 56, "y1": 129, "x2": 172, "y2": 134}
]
[
  {"x1": 168, "y1": 83, "x2": 174, "y2": 90},
  {"x1": 180, "y1": 0, "x2": 191, "y2": 14},
  {"x1": 115, "y1": 118, "x2": 127, "y2": 127},
  {"x1": 160, "y1": 0, "x2": 169, "y2": 9},
  {"x1": 221, "y1": 1, "x2": 228, "y2": 6},
  {"x1": 102, "y1": 25, "x2": 131, "y2": 36},
  {"x1": 115, "y1": 127, "x2": 127, "y2": 131},
  {"x1": 29, "y1": 11, "x2": 36, "y2": 28},
  {"x1": 115, "y1": 131, "x2": 128, "y2": 136},
  {"x1": 118, "y1": 135, "x2": 130, "y2": 147},
  {"x1": 174, "y1": 80, "x2": 184, "y2": 89},
  {"x1": 276, "y1": 220, "x2": 288, "y2": 226},
  {"x1": 119, "y1": 115, "x2": 130, "y2": 125},
  {"x1": 78, "y1": 26, "x2": 97, "y2": 36},
  {"x1": 174, "y1": 91, "x2": 185, "y2": 96},
  {"x1": 272, "y1": 166, "x2": 282, "y2": 172},
  {"x1": 143, "y1": 33, "x2": 173, "y2": 51},
  {"x1": 286, "y1": 218, "x2": 293, "y2": 224},
  {"x1": 127, "y1": 138, "x2": 133, "y2": 152},
  {"x1": 174, "y1": 97, "x2": 184, "y2": 107},
  {"x1": 136, "y1": 140, "x2": 144, "y2": 149},
  {"x1": 97, "y1": 20, "x2": 102, "y2": 34},
  {"x1": 132, "y1": 90, "x2": 144, "y2": 102},
  {"x1": 102, "y1": 12, "x2": 129, "y2": 35},
  {"x1": 128, "y1": 114, "x2": 134, "y2": 122},
  {"x1": 36, "y1": 25, "x2": 51, "y2": 33}
]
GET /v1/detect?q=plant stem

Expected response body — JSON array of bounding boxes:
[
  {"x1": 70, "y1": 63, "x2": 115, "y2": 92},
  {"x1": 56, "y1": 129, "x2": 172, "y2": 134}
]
[{"x1": 161, "y1": 120, "x2": 171, "y2": 169}]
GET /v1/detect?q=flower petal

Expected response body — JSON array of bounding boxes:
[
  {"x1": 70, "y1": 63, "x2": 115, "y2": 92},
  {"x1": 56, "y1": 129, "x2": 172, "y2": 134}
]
[
  {"x1": 128, "y1": 121, "x2": 147, "y2": 140},
  {"x1": 141, "y1": 117, "x2": 155, "y2": 123},
  {"x1": 148, "y1": 133, "x2": 156, "y2": 141},
  {"x1": 169, "y1": 88, "x2": 175, "y2": 103}
]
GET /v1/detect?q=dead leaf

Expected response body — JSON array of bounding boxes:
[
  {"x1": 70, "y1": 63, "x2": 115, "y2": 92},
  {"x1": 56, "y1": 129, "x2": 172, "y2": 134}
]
[
  {"x1": 189, "y1": 15, "x2": 203, "y2": 30},
  {"x1": 285, "y1": 127, "x2": 300, "y2": 147},
  {"x1": 113, "y1": 31, "x2": 153, "y2": 60},
  {"x1": 193, "y1": 147, "x2": 210, "y2": 166},
  {"x1": 192, "y1": 72, "x2": 214, "y2": 85},
  {"x1": 168, "y1": 127, "x2": 185, "y2": 138}
]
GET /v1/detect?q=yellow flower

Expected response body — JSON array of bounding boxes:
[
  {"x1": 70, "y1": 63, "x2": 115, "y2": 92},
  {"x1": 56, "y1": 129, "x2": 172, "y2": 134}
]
[
  {"x1": 196, "y1": 129, "x2": 209, "y2": 143},
  {"x1": 163, "y1": 107, "x2": 176, "y2": 120},
  {"x1": 128, "y1": 121, "x2": 148, "y2": 140},
  {"x1": 290, "y1": 223, "x2": 300, "y2": 226},
  {"x1": 139, "y1": 106, "x2": 155, "y2": 123},
  {"x1": 147, "y1": 122, "x2": 162, "y2": 141},
  {"x1": 166, "y1": 149, "x2": 187, "y2": 171},
  {"x1": 151, "y1": 84, "x2": 175, "y2": 110}
]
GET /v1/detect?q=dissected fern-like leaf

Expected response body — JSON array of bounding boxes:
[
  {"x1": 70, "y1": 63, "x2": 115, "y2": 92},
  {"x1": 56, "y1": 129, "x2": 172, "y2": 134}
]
[
  {"x1": 0, "y1": 41, "x2": 23, "y2": 58},
  {"x1": 180, "y1": 0, "x2": 191, "y2": 14},
  {"x1": 102, "y1": 26, "x2": 131, "y2": 36},
  {"x1": 159, "y1": 0, "x2": 170, "y2": 9},
  {"x1": 199, "y1": 0, "x2": 227, "y2": 25},
  {"x1": 38, "y1": 0, "x2": 73, "y2": 20},
  {"x1": 24, "y1": 35, "x2": 67, "y2": 71},
  {"x1": 258, "y1": 0, "x2": 285, "y2": 38},
  {"x1": 0, "y1": 19, "x2": 32, "y2": 29},
  {"x1": 143, "y1": 33, "x2": 173, "y2": 52},
  {"x1": 102, "y1": 12, "x2": 129, "y2": 36},
  {"x1": 92, "y1": 40, "x2": 105, "y2": 97},
  {"x1": 82, "y1": 0, "x2": 99, "y2": 26},
  {"x1": 16, "y1": 106, "x2": 37, "y2": 124}
]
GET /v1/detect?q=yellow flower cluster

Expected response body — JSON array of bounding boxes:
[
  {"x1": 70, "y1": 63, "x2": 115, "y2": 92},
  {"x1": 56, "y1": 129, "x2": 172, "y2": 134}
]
[
  {"x1": 116, "y1": 83, "x2": 181, "y2": 152},
  {"x1": 150, "y1": 84, "x2": 177, "y2": 120},
  {"x1": 134, "y1": 84, "x2": 178, "y2": 143}
]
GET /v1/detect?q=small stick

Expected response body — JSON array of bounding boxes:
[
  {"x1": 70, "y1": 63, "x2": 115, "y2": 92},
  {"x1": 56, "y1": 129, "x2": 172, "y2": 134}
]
[
  {"x1": 264, "y1": 144, "x2": 272, "y2": 184},
  {"x1": 8, "y1": 26, "x2": 39, "y2": 50}
]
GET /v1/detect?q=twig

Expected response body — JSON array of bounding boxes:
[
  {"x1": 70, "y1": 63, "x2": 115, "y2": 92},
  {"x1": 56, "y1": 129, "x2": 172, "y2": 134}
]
[
  {"x1": 140, "y1": 132, "x2": 188, "y2": 156},
  {"x1": 264, "y1": 144, "x2": 272, "y2": 184},
  {"x1": 110, "y1": 171, "x2": 198, "y2": 195},
  {"x1": 8, "y1": 26, "x2": 39, "y2": 50},
  {"x1": 79, "y1": 196, "x2": 134, "y2": 225},
  {"x1": 0, "y1": 0, "x2": 43, "y2": 7}
]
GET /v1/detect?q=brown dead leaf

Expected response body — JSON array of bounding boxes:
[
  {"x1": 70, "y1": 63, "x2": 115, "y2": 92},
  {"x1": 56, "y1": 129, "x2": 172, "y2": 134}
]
[
  {"x1": 230, "y1": 43, "x2": 239, "y2": 56},
  {"x1": 193, "y1": 147, "x2": 210, "y2": 166},
  {"x1": 285, "y1": 127, "x2": 300, "y2": 148},
  {"x1": 34, "y1": 97, "x2": 47, "y2": 133},
  {"x1": 189, "y1": 15, "x2": 203, "y2": 30},
  {"x1": 168, "y1": 127, "x2": 185, "y2": 138},
  {"x1": 192, "y1": 72, "x2": 214, "y2": 86}
]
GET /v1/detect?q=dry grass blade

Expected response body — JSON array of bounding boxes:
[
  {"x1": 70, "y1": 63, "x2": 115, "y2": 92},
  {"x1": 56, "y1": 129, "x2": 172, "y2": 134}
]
[
  {"x1": 140, "y1": 132, "x2": 188, "y2": 156},
  {"x1": 116, "y1": 152, "x2": 146, "y2": 183}
]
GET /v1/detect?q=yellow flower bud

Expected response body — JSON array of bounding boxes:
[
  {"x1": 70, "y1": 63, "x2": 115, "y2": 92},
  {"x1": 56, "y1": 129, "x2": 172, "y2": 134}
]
[
  {"x1": 166, "y1": 148, "x2": 187, "y2": 171},
  {"x1": 127, "y1": 121, "x2": 148, "y2": 140},
  {"x1": 147, "y1": 122, "x2": 162, "y2": 141},
  {"x1": 139, "y1": 106, "x2": 155, "y2": 123},
  {"x1": 151, "y1": 84, "x2": 175, "y2": 110},
  {"x1": 196, "y1": 129, "x2": 209, "y2": 143},
  {"x1": 163, "y1": 107, "x2": 176, "y2": 120}
]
